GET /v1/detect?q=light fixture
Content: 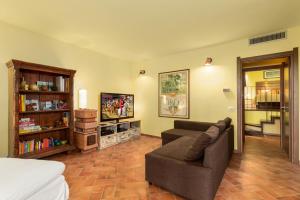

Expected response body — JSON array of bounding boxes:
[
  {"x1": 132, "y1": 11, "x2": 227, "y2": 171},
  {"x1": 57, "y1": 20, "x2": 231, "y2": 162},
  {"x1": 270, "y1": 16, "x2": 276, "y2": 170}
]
[
  {"x1": 205, "y1": 57, "x2": 213, "y2": 66},
  {"x1": 139, "y1": 70, "x2": 146, "y2": 75},
  {"x1": 79, "y1": 89, "x2": 87, "y2": 109}
]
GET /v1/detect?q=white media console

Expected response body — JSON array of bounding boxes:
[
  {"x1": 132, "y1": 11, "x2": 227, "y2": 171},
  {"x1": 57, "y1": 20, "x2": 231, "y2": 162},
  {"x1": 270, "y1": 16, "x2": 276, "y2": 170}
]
[{"x1": 98, "y1": 120, "x2": 141, "y2": 149}]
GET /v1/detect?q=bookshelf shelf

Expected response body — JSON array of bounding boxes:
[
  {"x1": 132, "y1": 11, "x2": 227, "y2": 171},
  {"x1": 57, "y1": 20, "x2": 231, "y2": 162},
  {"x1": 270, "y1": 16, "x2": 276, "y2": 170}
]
[
  {"x1": 19, "y1": 127, "x2": 69, "y2": 136},
  {"x1": 19, "y1": 109, "x2": 70, "y2": 114},
  {"x1": 19, "y1": 90, "x2": 69, "y2": 95},
  {"x1": 7, "y1": 59, "x2": 76, "y2": 158},
  {"x1": 18, "y1": 144, "x2": 74, "y2": 159}
]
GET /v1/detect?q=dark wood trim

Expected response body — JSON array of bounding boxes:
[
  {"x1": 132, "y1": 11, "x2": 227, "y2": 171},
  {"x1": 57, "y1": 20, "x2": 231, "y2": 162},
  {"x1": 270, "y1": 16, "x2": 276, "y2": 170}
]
[
  {"x1": 9, "y1": 59, "x2": 76, "y2": 75},
  {"x1": 237, "y1": 57, "x2": 243, "y2": 153},
  {"x1": 242, "y1": 65, "x2": 282, "y2": 72},
  {"x1": 237, "y1": 49, "x2": 299, "y2": 164},
  {"x1": 292, "y1": 48, "x2": 299, "y2": 164},
  {"x1": 158, "y1": 69, "x2": 190, "y2": 119},
  {"x1": 239, "y1": 51, "x2": 293, "y2": 64},
  {"x1": 280, "y1": 65, "x2": 284, "y2": 149}
]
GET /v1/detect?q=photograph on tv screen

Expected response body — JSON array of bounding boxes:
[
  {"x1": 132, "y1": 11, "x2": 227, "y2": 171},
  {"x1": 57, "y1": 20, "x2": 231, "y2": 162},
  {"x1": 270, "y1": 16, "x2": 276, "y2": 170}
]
[{"x1": 101, "y1": 93, "x2": 134, "y2": 120}]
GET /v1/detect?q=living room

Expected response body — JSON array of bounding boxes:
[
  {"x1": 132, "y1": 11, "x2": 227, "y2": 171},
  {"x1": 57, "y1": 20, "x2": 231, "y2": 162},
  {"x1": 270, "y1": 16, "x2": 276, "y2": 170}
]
[{"x1": 1, "y1": 1, "x2": 300, "y2": 200}]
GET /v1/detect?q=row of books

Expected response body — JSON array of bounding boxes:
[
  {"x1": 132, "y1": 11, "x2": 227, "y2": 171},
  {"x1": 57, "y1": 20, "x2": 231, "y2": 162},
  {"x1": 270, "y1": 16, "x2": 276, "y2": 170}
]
[
  {"x1": 19, "y1": 95, "x2": 69, "y2": 112},
  {"x1": 19, "y1": 138, "x2": 56, "y2": 155},
  {"x1": 19, "y1": 118, "x2": 41, "y2": 134},
  {"x1": 56, "y1": 76, "x2": 70, "y2": 92}
]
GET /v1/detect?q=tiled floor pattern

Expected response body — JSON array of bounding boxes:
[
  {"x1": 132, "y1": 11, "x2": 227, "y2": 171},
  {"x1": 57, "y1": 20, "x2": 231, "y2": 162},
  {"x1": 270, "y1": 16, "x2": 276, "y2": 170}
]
[{"x1": 50, "y1": 135, "x2": 300, "y2": 200}]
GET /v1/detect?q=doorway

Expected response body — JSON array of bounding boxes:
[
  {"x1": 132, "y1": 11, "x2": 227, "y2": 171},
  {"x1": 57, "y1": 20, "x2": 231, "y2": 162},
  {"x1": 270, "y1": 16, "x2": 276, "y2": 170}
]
[{"x1": 237, "y1": 48, "x2": 299, "y2": 164}]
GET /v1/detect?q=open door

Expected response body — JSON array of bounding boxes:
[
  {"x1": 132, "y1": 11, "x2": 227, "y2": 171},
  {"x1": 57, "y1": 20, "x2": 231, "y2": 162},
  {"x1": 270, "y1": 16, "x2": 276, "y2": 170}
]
[{"x1": 281, "y1": 62, "x2": 290, "y2": 156}]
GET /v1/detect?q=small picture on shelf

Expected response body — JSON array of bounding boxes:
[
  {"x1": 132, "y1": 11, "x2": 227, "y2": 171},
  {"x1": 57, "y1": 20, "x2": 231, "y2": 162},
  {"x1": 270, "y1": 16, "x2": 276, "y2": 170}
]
[{"x1": 25, "y1": 99, "x2": 40, "y2": 111}]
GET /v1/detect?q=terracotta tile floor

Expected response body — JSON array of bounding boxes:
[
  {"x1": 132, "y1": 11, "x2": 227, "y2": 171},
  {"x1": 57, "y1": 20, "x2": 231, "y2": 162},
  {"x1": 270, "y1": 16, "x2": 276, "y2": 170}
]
[{"x1": 49, "y1": 135, "x2": 300, "y2": 200}]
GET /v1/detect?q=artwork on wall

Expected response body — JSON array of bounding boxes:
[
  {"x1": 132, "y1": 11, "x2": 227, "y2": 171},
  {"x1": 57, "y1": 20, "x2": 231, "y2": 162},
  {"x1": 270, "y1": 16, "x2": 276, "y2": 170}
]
[
  {"x1": 263, "y1": 69, "x2": 280, "y2": 79},
  {"x1": 158, "y1": 69, "x2": 190, "y2": 118}
]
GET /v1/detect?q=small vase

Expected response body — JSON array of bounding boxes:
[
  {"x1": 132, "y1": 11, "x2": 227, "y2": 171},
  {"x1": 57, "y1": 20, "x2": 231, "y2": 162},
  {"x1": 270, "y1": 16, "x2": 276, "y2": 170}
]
[{"x1": 20, "y1": 77, "x2": 26, "y2": 90}]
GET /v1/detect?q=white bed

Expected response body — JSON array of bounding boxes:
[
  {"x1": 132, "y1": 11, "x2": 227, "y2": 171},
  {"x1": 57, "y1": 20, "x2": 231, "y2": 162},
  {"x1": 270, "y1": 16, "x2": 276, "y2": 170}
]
[{"x1": 0, "y1": 158, "x2": 69, "y2": 200}]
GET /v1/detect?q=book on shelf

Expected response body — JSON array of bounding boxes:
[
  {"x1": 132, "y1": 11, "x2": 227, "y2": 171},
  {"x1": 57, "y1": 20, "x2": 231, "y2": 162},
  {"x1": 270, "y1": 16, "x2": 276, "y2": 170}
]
[
  {"x1": 65, "y1": 78, "x2": 70, "y2": 92},
  {"x1": 19, "y1": 95, "x2": 26, "y2": 112},
  {"x1": 19, "y1": 138, "x2": 56, "y2": 155},
  {"x1": 56, "y1": 76, "x2": 65, "y2": 92},
  {"x1": 19, "y1": 118, "x2": 41, "y2": 134}
]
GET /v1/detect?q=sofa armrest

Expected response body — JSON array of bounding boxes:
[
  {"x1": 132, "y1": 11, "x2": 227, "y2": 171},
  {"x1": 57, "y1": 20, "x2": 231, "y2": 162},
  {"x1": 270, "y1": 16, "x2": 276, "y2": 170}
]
[
  {"x1": 145, "y1": 153, "x2": 214, "y2": 200},
  {"x1": 203, "y1": 132, "x2": 229, "y2": 196},
  {"x1": 174, "y1": 120, "x2": 213, "y2": 131}
]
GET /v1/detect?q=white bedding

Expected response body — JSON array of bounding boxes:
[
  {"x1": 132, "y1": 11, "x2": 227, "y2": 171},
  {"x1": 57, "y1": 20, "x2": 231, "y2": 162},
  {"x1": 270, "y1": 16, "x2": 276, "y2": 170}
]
[{"x1": 0, "y1": 158, "x2": 69, "y2": 200}]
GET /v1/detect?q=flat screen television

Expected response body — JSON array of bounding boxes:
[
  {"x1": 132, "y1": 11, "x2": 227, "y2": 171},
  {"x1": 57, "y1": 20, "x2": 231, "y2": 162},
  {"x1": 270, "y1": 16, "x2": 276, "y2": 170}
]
[{"x1": 100, "y1": 92, "x2": 134, "y2": 122}]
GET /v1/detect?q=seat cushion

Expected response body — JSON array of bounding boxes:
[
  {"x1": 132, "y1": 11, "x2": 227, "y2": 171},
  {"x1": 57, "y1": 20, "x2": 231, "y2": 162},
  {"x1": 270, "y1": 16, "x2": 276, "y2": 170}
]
[
  {"x1": 152, "y1": 135, "x2": 207, "y2": 161},
  {"x1": 161, "y1": 129, "x2": 202, "y2": 145}
]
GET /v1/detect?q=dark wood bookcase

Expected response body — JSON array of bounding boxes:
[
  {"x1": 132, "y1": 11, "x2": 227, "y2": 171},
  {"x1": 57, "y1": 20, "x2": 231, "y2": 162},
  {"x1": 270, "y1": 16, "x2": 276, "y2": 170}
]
[{"x1": 7, "y1": 60, "x2": 76, "y2": 159}]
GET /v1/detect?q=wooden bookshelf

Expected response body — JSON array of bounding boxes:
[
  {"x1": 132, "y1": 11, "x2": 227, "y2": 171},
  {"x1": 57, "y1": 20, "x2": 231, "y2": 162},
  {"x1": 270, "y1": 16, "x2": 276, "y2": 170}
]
[{"x1": 7, "y1": 59, "x2": 76, "y2": 159}]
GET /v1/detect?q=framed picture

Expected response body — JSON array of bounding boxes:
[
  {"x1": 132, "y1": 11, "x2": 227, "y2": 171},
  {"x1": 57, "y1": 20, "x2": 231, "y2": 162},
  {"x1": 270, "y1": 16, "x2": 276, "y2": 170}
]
[
  {"x1": 158, "y1": 69, "x2": 190, "y2": 118},
  {"x1": 264, "y1": 69, "x2": 280, "y2": 79}
]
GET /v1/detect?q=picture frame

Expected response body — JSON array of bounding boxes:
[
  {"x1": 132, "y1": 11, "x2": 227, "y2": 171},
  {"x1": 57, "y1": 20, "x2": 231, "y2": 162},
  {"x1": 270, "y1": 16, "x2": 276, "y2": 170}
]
[
  {"x1": 158, "y1": 69, "x2": 190, "y2": 119},
  {"x1": 263, "y1": 69, "x2": 280, "y2": 79}
]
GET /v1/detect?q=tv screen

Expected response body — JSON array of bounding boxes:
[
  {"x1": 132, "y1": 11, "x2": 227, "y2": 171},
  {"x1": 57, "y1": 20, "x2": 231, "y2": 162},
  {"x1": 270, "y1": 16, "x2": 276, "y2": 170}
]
[{"x1": 100, "y1": 93, "x2": 134, "y2": 122}]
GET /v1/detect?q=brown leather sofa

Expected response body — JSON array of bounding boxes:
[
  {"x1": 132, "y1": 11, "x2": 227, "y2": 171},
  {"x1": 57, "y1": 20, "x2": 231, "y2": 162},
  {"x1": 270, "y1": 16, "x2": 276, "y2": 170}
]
[{"x1": 145, "y1": 119, "x2": 234, "y2": 200}]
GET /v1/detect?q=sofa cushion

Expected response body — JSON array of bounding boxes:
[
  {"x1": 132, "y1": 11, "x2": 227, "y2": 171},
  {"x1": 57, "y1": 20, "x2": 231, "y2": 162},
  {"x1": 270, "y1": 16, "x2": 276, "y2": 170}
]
[
  {"x1": 152, "y1": 134, "x2": 207, "y2": 161},
  {"x1": 205, "y1": 126, "x2": 220, "y2": 142},
  {"x1": 161, "y1": 129, "x2": 202, "y2": 145},
  {"x1": 184, "y1": 134, "x2": 212, "y2": 161},
  {"x1": 214, "y1": 120, "x2": 226, "y2": 133},
  {"x1": 223, "y1": 117, "x2": 232, "y2": 128}
]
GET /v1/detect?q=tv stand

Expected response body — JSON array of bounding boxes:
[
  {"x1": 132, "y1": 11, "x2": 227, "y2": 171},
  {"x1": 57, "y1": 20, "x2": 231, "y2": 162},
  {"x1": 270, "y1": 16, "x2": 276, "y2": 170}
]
[{"x1": 98, "y1": 120, "x2": 141, "y2": 149}]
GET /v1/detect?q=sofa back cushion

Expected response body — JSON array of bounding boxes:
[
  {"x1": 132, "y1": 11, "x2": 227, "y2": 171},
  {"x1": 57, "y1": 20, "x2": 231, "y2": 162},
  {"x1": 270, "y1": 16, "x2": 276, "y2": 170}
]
[
  {"x1": 223, "y1": 117, "x2": 232, "y2": 128},
  {"x1": 205, "y1": 125, "x2": 220, "y2": 142},
  {"x1": 214, "y1": 120, "x2": 226, "y2": 133},
  {"x1": 184, "y1": 134, "x2": 211, "y2": 161}
]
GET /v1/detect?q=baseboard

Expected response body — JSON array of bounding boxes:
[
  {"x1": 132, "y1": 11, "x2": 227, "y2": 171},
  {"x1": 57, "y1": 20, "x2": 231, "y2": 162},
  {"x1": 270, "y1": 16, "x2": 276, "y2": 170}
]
[{"x1": 141, "y1": 133, "x2": 161, "y2": 138}]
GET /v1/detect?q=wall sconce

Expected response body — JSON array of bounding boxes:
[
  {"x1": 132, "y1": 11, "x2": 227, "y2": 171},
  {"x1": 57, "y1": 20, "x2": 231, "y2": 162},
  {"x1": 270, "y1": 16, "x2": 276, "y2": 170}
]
[
  {"x1": 223, "y1": 88, "x2": 231, "y2": 93},
  {"x1": 139, "y1": 70, "x2": 146, "y2": 75},
  {"x1": 205, "y1": 57, "x2": 213, "y2": 66},
  {"x1": 79, "y1": 89, "x2": 87, "y2": 109}
]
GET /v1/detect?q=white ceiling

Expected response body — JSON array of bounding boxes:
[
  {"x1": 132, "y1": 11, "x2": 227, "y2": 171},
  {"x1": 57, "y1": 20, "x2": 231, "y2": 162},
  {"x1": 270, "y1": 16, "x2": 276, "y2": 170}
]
[{"x1": 0, "y1": 0, "x2": 300, "y2": 61}]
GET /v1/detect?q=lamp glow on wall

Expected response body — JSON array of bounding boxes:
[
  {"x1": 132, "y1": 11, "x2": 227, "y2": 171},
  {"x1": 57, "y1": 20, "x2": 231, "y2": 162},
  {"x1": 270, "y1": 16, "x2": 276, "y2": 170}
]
[{"x1": 78, "y1": 89, "x2": 87, "y2": 109}]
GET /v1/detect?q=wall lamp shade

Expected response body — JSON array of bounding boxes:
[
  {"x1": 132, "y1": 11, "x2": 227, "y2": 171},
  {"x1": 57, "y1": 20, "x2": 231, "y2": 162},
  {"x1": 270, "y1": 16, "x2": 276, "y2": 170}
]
[
  {"x1": 139, "y1": 70, "x2": 146, "y2": 75},
  {"x1": 205, "y1": 57, "x2": 213, "y2": 66},
  {"x1": 79, "y1": 89, "x2": 87, "y2": 109}
]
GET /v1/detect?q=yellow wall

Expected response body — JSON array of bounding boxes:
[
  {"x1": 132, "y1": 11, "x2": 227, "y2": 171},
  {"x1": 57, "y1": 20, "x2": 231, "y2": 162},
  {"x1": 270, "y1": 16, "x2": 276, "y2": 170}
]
[
  {"x1": 0, "y1": 21, "x2": 134, "y2": 157},
  {"x1": 133, "y1": 25, "x2": 300, "y2": 155}
]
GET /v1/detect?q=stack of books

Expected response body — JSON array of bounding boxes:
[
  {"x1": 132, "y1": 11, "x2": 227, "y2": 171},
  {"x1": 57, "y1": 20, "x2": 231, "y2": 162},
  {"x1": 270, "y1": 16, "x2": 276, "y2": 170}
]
[
  {"x1": 56, "y1": 76, "x2": 70, "y2": 92},
  {"x1": 19, "y1": 118, "x2": 41, "y2": 134},
  {"x1": 19, "y1": 138, "x2": 56, "y2": 155}
]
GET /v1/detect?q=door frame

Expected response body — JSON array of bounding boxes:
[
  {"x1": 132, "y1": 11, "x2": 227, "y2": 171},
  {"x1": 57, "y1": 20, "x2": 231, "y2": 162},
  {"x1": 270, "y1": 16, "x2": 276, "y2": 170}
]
[{"x1": 237, "y1": 48, "x2": 299, "y2": 164}]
